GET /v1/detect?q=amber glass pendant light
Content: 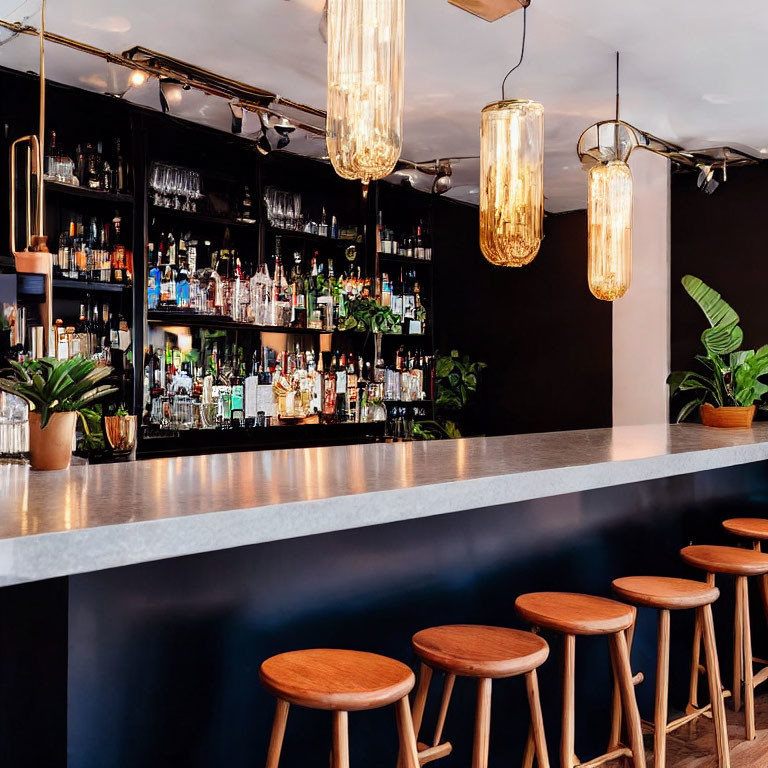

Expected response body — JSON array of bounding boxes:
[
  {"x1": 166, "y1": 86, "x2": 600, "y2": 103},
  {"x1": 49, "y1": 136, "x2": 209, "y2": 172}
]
[
  {"x1": 326, "y1": 0, "x2": 405, "y2": 186},
  {"x1": 584, "y1": 53, "x2": 633, "y2": 301},
  {"x1": 479, "y1": 6, "x2": 544, "y2": 267},
  {"x1": 587, "y1": 158, "x2": 632, "y2": 300}
]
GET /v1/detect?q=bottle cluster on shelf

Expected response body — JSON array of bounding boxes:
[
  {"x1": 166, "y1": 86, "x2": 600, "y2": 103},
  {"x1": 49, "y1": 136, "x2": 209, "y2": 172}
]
[
  {"x1": 53, "y1": 299, "x2": 129, "y2": 365},
  {"x1": 143, "y1": 340, "x2": 434, "y2": 432},
  {"x1": 147, "y1": 234, "x2": 428, "y2": 334},
  {"x1": 55, "y1": 211, "x2": 132, "y2": 283},
  {"x1": 376, "y1": 213, "x2": 432, "y2": 260},
  {"x1": 45, "y1": 131, "x2": 129, "y2": 193}
]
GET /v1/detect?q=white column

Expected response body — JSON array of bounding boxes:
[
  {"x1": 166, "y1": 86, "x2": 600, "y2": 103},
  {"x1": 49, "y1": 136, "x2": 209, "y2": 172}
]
[{"x1": 612, "y1": 149, "x2": 671, "y2": 426}]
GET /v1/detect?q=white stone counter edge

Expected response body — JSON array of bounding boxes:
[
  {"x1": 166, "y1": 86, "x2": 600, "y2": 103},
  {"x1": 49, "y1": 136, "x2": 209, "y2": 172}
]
[{"x1": 2, "y1": 437, "x2": 768, "y2": 587}]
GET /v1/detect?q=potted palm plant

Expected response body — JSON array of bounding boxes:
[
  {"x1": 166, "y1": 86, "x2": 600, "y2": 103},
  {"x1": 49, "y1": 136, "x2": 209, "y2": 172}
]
[
  {"x1": 0, "y1": 356, "x2": 117, "y2": 470},
  {"x1": 668, "y1": 275, "x2": 768, "y2": 427}
]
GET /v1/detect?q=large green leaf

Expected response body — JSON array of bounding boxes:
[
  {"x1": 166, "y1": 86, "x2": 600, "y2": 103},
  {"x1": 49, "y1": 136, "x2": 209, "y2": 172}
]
[
  {"x1": 682, "y1": 275, "x2": 743, "y2": 355},
  {"x1": 732, "y1": 344, "x2": 768, "y2": 406}
]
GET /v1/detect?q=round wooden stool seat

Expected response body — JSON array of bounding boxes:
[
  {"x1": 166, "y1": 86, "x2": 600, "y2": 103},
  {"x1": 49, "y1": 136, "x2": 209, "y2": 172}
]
[
  {"x1": 412, "y1": 625, "x2": 549, "y2": 678},
  {"x1": 723, "y1": 518, "x2": 768, "y2": 540},
  {"x1": 612, "y1": 576, "x2": 720, "y2": 610},
  {"x1": 260, "y1": 649, "x2": 415, "y2": 711},
  {"x1": 515, "y1": 591, "x2": 635, "y2": 635},
  {"x1": 681, "y1": 544, "x2": 768, "y2": 576}
]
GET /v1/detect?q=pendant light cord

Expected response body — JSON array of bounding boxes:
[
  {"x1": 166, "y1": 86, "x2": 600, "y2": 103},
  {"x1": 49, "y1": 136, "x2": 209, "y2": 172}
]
[{"x1": 501, "y1": 4, "x2": 527, "y2": 100}]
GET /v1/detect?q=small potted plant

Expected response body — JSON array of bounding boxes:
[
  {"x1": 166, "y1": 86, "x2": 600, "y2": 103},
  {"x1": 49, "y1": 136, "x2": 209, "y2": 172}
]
[
  {"x1": 0, "y1": 356, "x2": 117, "y2": 470},
  {"x1": 412, "y1": 350, "x2": 487, "y2": 439},
  {"x1": 668, "y1": 275, "x2": 768, "y2": 427}
]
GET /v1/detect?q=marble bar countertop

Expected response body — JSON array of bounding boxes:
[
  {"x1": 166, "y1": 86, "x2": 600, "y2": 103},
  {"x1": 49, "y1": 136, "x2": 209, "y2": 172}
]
[{"x1": 1, "y1": 423, "x2": 768, "y2": 586}]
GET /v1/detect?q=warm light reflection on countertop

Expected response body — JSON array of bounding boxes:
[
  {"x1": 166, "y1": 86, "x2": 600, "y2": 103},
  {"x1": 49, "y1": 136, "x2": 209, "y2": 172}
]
[{"x1": 0, "y1": 423, "x2": 767, "y2": 586}]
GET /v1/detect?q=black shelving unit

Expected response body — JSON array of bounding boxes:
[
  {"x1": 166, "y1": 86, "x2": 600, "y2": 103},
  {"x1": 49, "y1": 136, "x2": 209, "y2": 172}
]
[
  {"x1": 27, "y1": 75, "x2": 438, "y2": 459},
  {"x1": 267, "y1": 226, "x2": 357, "y2": 247},
  {"x1": 150, "y1": 204, "x2": 258, "y2": 229},
  {"x1": 147, "y1": 311, "x2": 333, "y2": 334},
  {"x1": 53, "y1": 278, "x2": 129, "y2": 293},
  {"x1": 45, "y1": 179, "x2": 134, "y2": 206}
]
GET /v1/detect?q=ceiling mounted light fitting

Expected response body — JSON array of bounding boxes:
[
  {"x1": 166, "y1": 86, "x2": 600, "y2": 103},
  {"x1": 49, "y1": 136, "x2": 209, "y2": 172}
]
[
  {"x1": 432, "y1": 160, "x2": 453, "y2": 194},
  {"x1": 579, "y1": 53, "x2": 633, "y2": 302},
  {"x1": 326, "y1": 0, "x2": 405, "y2": 189},
  {"x1": 479, "y1": 4, "x2": 544, "y2": 267},
  {"x1": 159, "y1": 77, "x2": 186, "y2": 113},
  {"x1": 448, "y1": 0, "x2": 529, "y2": 22},
  {"x1": 274, "y1": 117, "x2": 295, "y2": 149},
  {"x1": 256, "y1": 112, "x2": 272, "y2": 155}
]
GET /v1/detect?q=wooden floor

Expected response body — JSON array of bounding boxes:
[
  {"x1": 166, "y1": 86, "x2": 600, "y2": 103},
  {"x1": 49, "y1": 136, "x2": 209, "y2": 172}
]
[{"x1": 621, "y1": 694, "x2": 768, "y2": 767}]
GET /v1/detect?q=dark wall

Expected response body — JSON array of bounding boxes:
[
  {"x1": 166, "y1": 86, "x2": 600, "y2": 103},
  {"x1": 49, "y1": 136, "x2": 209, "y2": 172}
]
[
  {"x1": 671, "y1": 164, "x2": 768, "y2": 373},
  {"x1": 432, "y1": 201, "x2": 612, "y2": 435}
]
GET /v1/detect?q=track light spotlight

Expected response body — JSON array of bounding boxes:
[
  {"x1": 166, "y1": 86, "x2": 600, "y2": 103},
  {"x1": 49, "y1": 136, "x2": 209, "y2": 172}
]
[
  {"x1": 230, "y1": 102, "x2": 244, "y2": 135},
  {"x1": 130, "y1": 69, "x2": 148, "y2": 87},
  {"x1": 274, "y1": 117, "x2": 295, "y2": 149},
  {"x1": 696, "y1": 164, "x2": 719, "y2": 195},
  {"x1": 256, "y1": 112, "x2": 272, "y2": 155},
  {"x1": 432, "y1": 160, "x2": 453, "y2": 194},
  {"x1": 159, "y1": 77, "x2": 186, "y2": 113}
]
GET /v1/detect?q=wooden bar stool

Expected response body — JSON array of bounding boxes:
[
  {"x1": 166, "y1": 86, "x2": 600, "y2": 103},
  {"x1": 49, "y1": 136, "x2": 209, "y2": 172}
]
[
  {"x1": 260, "y1": 648, "x2": 420, "y2": 768},
  {"x1": 408, "y1": 625, "x2": 550, "y2": 768},
  {"x1": 612, "y1": 576, "x2": 729, "y2": 768},
  {"x1": 681, "y1": 544, "x2": 768, "y2": 741},
  {"x1": 723, "y1": 518, "x2": 768, "y2": 619},
  {"x1": 515, "y1": 592, "x2": 646, "y2": 768}
]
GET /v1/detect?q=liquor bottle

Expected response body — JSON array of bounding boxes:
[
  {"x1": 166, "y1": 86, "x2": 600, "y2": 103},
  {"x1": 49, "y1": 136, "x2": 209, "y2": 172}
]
[
  {"x1": 335, "y1": 352, "x2": 348, "y2": 421},
  {"x1": 99, "y1": 224, "x2": 111, "y2": 282},
  {"x1": 56, "y1": 222, "x2": 71, "y2": 277},
  {"x1": 415, "y1": 223, "x2": 425, "y2": 259},
  {"x1": 322, "y1": 351, "x2": 336, "y2": 419},
  {"x1": 241, "y1": 185, "x2": 252, "y2": 221},
  {"x1": 166, "y1": 231, "x2": 177, "y2": 265},
  {"x1": 176, "y1": 258, "x2": 190, "y2": 308},
  {"x1": 114, "y1": 138, "x2": 126, "y2": 193},
  {"x1": 74, "y1": 217, "x2": 87, "y2": 279},
  {"x1": 160, "y1": 263, "x2": 177, "y2": 306},
  {"x1": 111, "y1": 212, "x2": 126, "y2": 284},
  {"x1": 75, "y1": 303, "x2": 90, "y2": 357},
  {"x1": 86, "y1": 143, "x2": 100, "y2": 189},
  {"x1": 347, "y1": 356, "x2": 358, "y2": 422},
  {"x1": 75, "y1": 144, "x2": 86, "y2": 186},
  {"x1": 319, "y1": 207, "x2": 329, "y2": 238},
  {"x1": 147, "y1": 245, "x2": 160, "y2": 309}
]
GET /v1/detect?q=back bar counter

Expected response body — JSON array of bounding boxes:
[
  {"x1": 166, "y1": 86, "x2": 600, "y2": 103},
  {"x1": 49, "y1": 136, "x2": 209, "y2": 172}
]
[{"x1": 2, "y1": 424, "x2": 768, "y2": 767}]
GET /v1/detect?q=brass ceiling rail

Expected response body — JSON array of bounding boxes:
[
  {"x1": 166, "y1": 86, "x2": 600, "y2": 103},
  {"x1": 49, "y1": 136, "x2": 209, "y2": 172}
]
[{"x1": 0, "y1": 18, "x2": 327, "y2": 137}]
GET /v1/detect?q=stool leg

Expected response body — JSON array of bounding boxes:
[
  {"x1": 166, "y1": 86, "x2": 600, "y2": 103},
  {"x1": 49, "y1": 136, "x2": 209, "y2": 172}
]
[
  {"x1": 332, "y1": 711, "x2": 350, "y2": 768},
  {"x1": 526, "y1": 668, "x2": 550, "y2": 768},
  {"x1": 266, "y1": 699, "x2": 290, "y2": 768},
  {"x1": 561, "y1": 634, "x2": 576, "y2": 768},
  {"x1": 609, "y1": 630, "x2": 647, "y2": 768},
  {"x1": 411, "y1": 663, "x2": 433, "y2": 742},
  {"x1": 739, "y1": 576, "x2": 756, "y2": 741},
  {"x1": 473, "y1": 678, "x2": 492, "y2": 768},
  {"x1": 688, "y1": 611, "x2": 703, "y2": 711},
  {"x1": 396, "y1": 696, "x2": 421, "y2": 768},
  {"x1": 734, "y1": 576, "x2": 744, "y2": 713},
  {"x1": 654, "y1": 609, "x2": 671, "y2": 768},
  {"x1": 700, "y1": 604, "x2": 731, "y2": 768},
  {"x1": 433, "y1": 673, "x2": 455, "y2": 747}
]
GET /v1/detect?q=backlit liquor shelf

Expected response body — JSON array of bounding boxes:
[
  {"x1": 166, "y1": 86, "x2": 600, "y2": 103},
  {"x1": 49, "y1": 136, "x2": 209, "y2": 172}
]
[{"x1": 25, "y1": 81, "x2": 437, "y2": 458}]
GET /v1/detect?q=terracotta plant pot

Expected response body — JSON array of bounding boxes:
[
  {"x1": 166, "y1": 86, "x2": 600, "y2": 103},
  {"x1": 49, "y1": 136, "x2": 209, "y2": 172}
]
[
  {"x1": 700, "y1": 403, "x2": 756, "y2": 429},
  {"x1": 28, "y1": 411, "x2": 76, "y2": 470}
]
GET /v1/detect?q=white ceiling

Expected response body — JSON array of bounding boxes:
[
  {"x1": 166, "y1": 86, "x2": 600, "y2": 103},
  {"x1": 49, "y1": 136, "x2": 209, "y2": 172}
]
[{"x1": 1, "y1": 0, "x2": 766, "y2": 211}]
